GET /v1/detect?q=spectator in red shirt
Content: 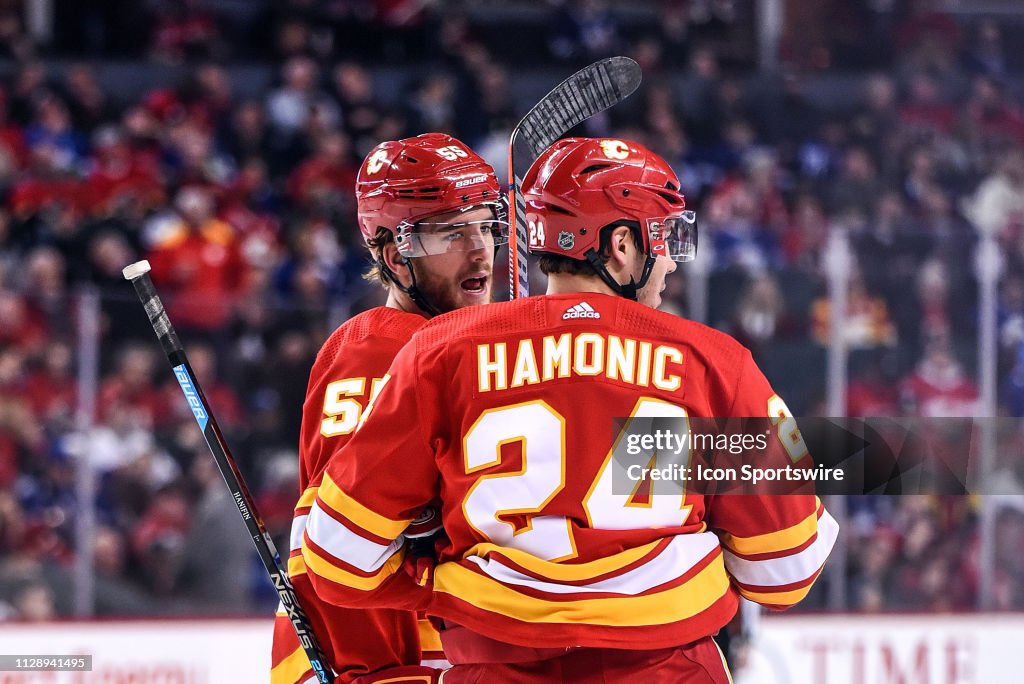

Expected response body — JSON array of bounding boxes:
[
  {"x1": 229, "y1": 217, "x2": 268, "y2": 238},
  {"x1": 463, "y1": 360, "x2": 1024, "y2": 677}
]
[
  {"x1": 900, "y1": 334, "x2": 979, "y2": 417},
  {"x1": 960, "y1": 74, "x2": 1024, "y2": 147},
  {"x1": 899, "y1": 72, "x2": 955, "y2": 136},
  {"x1": 894, "y1": 1, "x2": 961, "y2": 79},
  {"x1": 149, "y1": 0, "x2": 222, "y2": 64},
  {"x1": 97, "y1": 343, "x2": 167, "y2": 429},
  {"x1": 0, "y1": 289, "x2": 47, "y2": 353},
  {"x1": 146, "y1": 186, "x2": 245, "y2": 335},
  {"x1": 847, "y1": 353, "x2": 901, "y2": 417},
  {"x1": 9, "y1": 144, "x2": 83, "y2": 222},
  {"x1": 286, "y1": 130, "x2": 358, "y2": 212},
  {"x1": 22, "y1": 247, "x2": 72, "y2": 342},
  {"x1": 219, "y1": 158, "x2": 282, "y2": 270},
  {"x1": 184, "y1": 65, "x2": 235, "y2": 133},
  {"x1": 0, "y1": 345, "x2": 44, "y2": 488},
  {"x1": 781, "y1": 192, "x2": 828, "y2": 272},
  {"x1": 0, "y1": 87, "x2": 27, "y2": 171},
  {"x1": 22, "y1": 341, "x2": 76, "y2": 430},
  {"x1": 85, "y1": 125, "x2": 165, "y2": 218},
  {"x1": 130, "y1": 488, "x2": 191, "y2": 596}
]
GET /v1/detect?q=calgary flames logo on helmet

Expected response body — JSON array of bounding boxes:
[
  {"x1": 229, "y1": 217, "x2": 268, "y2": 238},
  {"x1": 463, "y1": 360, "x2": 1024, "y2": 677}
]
[
  {"x1": 365, "y1": 149, "x2": 388, "y2": 175},
  {"x1": 599, "y1": 140, "x2": 630, "y2": 160}
]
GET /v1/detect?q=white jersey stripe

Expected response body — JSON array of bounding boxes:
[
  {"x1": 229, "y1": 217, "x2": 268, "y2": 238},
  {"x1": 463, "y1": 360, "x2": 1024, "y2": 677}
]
[
  {"x1": 723, "y1": 509, "x2": 839, "y2": 587},
  {"x1": 466, "y1": 531, "x2": 720, "y2": 596},
  {"x1": 306, "y1": 500, "x2": 405, "y2": 573},
  {"x1": 421, "y1": 659, "x2": 451, "y2": 669},
  {"x1": 289, "y1": 514, "x2": 307, "y2": 553}
]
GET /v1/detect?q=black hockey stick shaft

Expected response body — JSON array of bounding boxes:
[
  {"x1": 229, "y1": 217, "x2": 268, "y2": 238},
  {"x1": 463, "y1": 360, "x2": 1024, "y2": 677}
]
[
  {"x1": 507, "y1": 56, "x2": 643, "y2": 299},
  {"x1": 122, "y1": 260, "x2": 333, "y2": 684}
]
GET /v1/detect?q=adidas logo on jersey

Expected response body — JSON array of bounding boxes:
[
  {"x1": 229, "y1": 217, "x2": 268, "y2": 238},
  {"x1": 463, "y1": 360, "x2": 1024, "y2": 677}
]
[{"x1": 562, "y1": 302, "x2": 601, "y2": 320}]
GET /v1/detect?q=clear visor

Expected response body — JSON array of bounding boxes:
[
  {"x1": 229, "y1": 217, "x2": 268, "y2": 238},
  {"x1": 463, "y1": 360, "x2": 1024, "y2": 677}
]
[
  {"x1": 648, "y1": 210, "x2": 697, "y2": 262},
  {"x1": 396, "y1": 217, "x2": 510, "y2": 257}
]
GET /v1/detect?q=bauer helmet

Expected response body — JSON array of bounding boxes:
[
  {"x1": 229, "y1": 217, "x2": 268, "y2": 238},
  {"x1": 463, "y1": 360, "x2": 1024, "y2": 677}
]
[{"x1": 356, "y1": 133, "x2": 508, "y2": 257}]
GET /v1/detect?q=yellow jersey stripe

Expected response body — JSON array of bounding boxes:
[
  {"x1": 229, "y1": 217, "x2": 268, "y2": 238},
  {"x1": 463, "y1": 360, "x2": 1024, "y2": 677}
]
[
  {"x1": 301, "y1": 542, "x2": 405, "y2": 591},
  {"x1": 288, "y1": 554, "x2": 307, "y2": 577},
  {"x1": 737, "y1": 583, "x2": 814, "y2": 606},
  {"x1": 318, "y1": 473, "x2": 411, "y2": 540},
  {"x1": 270, "y1": 644, "x2": 311, "y2": 684},
  {"x1": 418, "y1": 619, "x2": 443, "y2": 653},
  {"x1": 463, "y1": 539, "x2": 663, "y2": 583},
  {"x1": 719, "y1": 499, "x2": 820, "y2": 556},
  {"x1": 296, "y1": 486, "x2": 318, "y2": 510},
  {"x1": 433, "y1": 553, "x2": 729, "y2": 627}
]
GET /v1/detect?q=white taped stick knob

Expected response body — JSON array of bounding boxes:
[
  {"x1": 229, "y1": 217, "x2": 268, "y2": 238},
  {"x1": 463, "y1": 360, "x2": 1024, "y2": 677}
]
[{"x1": 122, "y1": 260, "x2": 152, "y2": 280}]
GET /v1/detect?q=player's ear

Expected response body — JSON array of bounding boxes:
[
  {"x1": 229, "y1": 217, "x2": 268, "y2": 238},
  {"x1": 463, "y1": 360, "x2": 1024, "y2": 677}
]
[
  {"x1": 606, "y1": 224, "x2": 635, "y2": 269},
  {"x1": 381, "y1": 242, "x2": 410, "y2": 275}
]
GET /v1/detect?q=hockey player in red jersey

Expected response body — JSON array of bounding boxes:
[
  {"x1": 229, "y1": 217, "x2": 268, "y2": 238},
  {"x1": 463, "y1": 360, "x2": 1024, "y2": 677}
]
[
  {"x1": 302, "y1": 138, "x2": 838, "y2": 682},
  {"x1": 270, "y1": 133, "x2": 507, "y2": 684}
]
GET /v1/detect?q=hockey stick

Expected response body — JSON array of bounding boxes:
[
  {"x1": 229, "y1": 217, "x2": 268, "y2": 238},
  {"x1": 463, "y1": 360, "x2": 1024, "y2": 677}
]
[
  {"x1": 508, "y1": 56, "x2": 642, "y2": 299},
  {"x1": 122, "y1": 260, "x2": 333, "y2": 684}
]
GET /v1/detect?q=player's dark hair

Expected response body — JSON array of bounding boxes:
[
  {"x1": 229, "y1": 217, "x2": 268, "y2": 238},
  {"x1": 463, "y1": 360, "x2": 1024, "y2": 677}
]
[{"x1": 537, "y1": 221, "x2": 643, "y2": 276}]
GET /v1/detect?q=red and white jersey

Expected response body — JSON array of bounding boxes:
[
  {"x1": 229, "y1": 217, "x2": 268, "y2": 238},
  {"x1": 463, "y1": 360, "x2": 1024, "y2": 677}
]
[
  {"x1": 900, "y1": 360, "x2": 980, "y2": 417},
  {"x1": 303, "y1": 293, "x2": 838, "y2": 652},
  {"x1": 271, "y1": 306, "x2": 443, "y2": 684}
]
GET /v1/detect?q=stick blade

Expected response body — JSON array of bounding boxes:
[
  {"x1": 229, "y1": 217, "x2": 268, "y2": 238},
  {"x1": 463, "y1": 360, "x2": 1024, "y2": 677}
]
[
  {"x1": 510, "y1": 56, "x2": 642, "y2": 180},
  {"x1": 507, "y1": 56, "x2": 642, "y2": 300}
]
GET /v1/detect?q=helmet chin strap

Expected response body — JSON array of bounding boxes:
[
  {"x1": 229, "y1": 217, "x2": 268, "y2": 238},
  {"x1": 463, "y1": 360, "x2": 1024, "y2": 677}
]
[
  {"x1": 379, "y1": 258, "x2": 442, "y2": 317},
  {"x1": 585, "y1": 250, "x2": 656, "y2": 302}
]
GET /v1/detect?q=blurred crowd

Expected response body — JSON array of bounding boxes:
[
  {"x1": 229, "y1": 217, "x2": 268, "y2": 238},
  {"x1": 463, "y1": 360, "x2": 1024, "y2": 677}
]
[{"x1": 1, "y1": 0, "x2": 1024, "y2": 620}]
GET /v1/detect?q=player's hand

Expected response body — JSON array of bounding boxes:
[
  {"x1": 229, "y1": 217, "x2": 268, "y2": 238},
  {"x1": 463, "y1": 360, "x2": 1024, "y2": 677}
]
[{"x1": 402, "y1": 502, "x2": 446, "y2": 587}]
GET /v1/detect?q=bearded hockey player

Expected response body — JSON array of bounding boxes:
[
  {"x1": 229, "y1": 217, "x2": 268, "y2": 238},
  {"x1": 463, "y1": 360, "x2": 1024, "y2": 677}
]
[
  {"x1": 270, "y1": 133, "x2": 506, "y2": 684},
  {"x1": 302, "y1": 137, "x2": 838, "y2": 682}
]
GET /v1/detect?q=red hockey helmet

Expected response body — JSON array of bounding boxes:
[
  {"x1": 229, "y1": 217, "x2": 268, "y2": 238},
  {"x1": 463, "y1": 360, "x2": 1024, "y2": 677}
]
[
  {"x1": 356, "y1": 133, "x2": 507, "y2": 257},
  {"x1": 522, "y1": 137, "x2": 695, "y2": 262}
]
